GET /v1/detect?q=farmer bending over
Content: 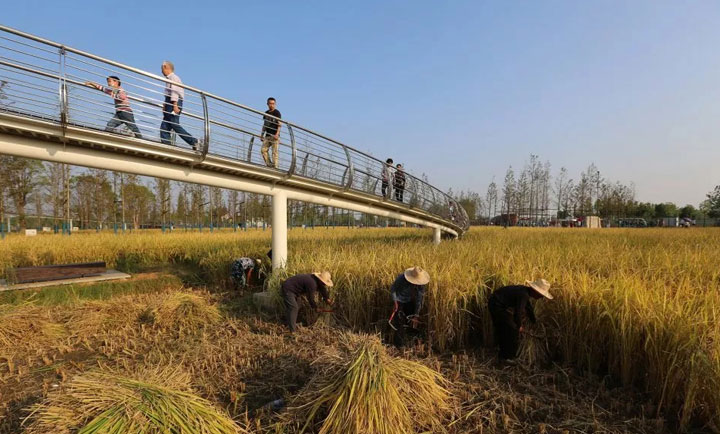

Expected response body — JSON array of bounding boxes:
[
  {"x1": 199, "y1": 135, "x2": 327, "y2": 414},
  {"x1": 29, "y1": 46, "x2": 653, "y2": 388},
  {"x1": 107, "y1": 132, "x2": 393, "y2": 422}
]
[
  {"x1": 390, "y1": 266, "x2": 430, "y2": 347},
  {"x1": 230, "y1": 257, "x2": 262, "y2": 289},
  {"x1": 488, "y1": 278, "x2": 553, "y2": 360},
  {"x1": 281, "y1": 271, "x2": 333, "y2": 332}
]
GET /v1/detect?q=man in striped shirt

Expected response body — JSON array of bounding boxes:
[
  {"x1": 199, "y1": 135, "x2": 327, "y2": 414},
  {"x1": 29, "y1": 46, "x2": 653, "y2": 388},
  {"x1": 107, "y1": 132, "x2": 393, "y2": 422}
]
[
  {"x1": 160, "y1": 61, "x2": 200, "y2": 151},
  {"x1": 85, "y1": 76, "x2": 143, "y2": 139}
]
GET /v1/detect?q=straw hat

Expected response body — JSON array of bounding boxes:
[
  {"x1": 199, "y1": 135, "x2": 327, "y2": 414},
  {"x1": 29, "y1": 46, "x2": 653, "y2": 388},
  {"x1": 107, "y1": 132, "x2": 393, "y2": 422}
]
[
  {"x1": 404, "y1": 266, "x2": 430, "y2": 285},
  {"x1": 525, "y1": 278, "x2": 553, "y2": 299},
  {"x1": 313, "y1": 271, "x2": 334, "y2": 287}
]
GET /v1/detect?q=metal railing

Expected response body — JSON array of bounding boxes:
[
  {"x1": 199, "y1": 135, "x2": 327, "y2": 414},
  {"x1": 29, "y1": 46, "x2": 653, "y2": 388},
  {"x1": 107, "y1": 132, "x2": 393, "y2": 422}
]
[{"x1": 0, "y1": 25, "x2": 469, "y2": 233}]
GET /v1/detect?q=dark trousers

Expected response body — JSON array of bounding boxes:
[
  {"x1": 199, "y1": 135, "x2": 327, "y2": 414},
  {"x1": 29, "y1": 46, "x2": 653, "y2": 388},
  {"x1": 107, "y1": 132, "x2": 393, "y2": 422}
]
[
  {"x1": 283, "y1": 290, "x2": 318, "y2": 332},
  {"x1": 381, "y1": 181, "x2": 390, "y2": 198},
  {"x1": 391, "y1": 301, "x2": 417, "y2": 347},
  {"x1": 488, "y1": 297, "x2": 520, "y2": 359},
  {"x1": 394, "y1": 185, "x2": 404, "y2": 202},
  {"x1": 106, "y1": 111, "x2": 142, "y2": 138},
  {"x1": 160, "y1": 97, "x2": 197, "y2": 147}
]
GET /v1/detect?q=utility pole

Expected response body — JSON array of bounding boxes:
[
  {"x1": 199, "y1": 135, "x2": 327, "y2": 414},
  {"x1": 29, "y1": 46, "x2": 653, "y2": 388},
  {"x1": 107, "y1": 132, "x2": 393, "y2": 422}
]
[
  {"x1": 121, "y1": 173, "x2": 126, "y2": 232},
  {"x1": 208, "y1": 186, "x2": 213, "y2": 231},
  {"x1": 596, "y1": 170, "x2": 601, "y2": 215},
  {"x1": 63, "y1": 163, "x2": 71, "y2": 234}
]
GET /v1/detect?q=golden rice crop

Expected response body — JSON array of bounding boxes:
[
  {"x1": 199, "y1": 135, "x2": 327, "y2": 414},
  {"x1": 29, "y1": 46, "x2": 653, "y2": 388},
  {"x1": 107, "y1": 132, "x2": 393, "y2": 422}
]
[
  {"x1": 2, "y1": 227, "x2": 720, "y2": 429},
  {"x1": 24, "y1": 366, "x2": 247, "y2": 434}
]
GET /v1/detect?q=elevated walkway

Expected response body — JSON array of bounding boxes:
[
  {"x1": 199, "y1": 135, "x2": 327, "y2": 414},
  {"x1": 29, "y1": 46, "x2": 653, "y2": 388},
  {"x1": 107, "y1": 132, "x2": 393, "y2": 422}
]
[{"x1": 0, "y1": 25, "x2": 469, "y2": 268}]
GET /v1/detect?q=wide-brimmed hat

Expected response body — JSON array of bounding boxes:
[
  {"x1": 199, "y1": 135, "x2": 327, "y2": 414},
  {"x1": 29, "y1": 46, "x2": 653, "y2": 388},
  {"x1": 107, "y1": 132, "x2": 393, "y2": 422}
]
[
  {"x1": 404, "y1": 266, "x2": 430, "y2": 285},
  {"x1": 525, "y1": 278, "x2": 553, "y2": 299},
  {"x1": 313, "y1": 271, "x2": 334, "y2": 287}
]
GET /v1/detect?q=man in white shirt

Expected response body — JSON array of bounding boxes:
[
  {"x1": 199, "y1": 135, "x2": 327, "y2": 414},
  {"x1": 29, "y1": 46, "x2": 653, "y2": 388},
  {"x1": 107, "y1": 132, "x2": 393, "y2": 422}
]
[{"x1": 160, "y1": 61, "x2": 200, "y2": 151}]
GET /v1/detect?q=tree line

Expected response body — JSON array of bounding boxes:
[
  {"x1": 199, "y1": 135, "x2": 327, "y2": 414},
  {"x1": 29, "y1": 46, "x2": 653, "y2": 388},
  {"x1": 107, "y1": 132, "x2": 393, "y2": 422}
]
[
  {"x1": 453, "y1": 154, "x2": 720, "y2": 225},
  {"x1": 2, "y1": 154, "x2": 719, "y2": 230},
  {"x1": 0, "y1": 156, "x2": 395, "y2": 231}
]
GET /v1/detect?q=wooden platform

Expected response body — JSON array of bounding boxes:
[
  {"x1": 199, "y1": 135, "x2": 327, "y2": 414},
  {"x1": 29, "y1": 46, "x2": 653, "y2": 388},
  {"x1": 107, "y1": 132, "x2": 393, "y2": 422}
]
[
  {"x1": 11, "y1": 261, "x2": 106, "y2": 284},
  {"x1": 0, "y1": 269, "x2": 131, "y2": 291}
]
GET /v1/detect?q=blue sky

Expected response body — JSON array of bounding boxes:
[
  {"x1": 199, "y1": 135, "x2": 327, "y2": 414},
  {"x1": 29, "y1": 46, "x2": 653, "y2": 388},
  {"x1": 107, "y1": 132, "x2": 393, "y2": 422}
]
[{"x1": 5, "y1": 1, "x2": 720, "y2": 206}]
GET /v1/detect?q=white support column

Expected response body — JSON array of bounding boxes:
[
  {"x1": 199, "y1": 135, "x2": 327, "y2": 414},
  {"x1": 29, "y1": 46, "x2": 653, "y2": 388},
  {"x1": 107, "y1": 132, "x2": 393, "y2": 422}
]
[
  {"x1": 272, "y1": 190, "x2": 288, "y2": 270},
  {"x1": 433, "y1": 227, "x2": 441, "y2": 245}
]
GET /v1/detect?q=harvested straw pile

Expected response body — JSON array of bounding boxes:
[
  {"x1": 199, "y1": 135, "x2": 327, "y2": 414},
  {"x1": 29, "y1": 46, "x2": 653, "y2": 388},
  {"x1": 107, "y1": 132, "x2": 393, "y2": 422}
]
[
  {"x1": 285, "y1": 333, "x2": 450, "y2": 434},
  {"x1": 153, "y1": 292, "x2": 221, "y2": 331},
  {"x1": 24, "y1": 366, "x2": 247, "y2": 434},
  {"x1": 0, "y1": 305, "x2": 65, "y2": 351}
]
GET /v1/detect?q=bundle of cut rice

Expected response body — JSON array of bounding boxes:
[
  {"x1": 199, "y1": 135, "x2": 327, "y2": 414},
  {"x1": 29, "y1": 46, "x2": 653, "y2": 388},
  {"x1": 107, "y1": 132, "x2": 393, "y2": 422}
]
[
  {"x1": 24, "y1": 366, "x2": 246, "y2": 434},
  {"x1": 153, "y1": 292, "x2": 221, "y2": 332},
  {"x1": 517, "y1": 324, "x2": 551, "y2": 366},
  {"x1": 285, "y1": 333, "x2": 450, "y2": 434}
]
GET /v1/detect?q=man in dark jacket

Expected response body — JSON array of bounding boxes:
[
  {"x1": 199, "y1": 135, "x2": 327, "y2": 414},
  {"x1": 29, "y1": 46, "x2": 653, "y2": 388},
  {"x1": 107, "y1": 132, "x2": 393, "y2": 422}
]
[
  {"x1": 281, "y1": 271, "x2": 333, "y2": 332},
  {"x1": 390, "y1": 266, "x2": 430, "y2": 347},
  {"x1": 393, "y1": 163, "x2": 406, "y2": 202},
  {"x1": 488, "y1": 278, "x2": 553, "y2": 360}
]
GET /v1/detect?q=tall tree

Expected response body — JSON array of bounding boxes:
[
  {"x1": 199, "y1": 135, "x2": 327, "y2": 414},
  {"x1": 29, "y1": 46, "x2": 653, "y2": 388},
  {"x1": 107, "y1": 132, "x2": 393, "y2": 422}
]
[
  {"x1": 699, "y1": 190, "x2": 720, "y2": 217},
  {"x1": 501, "y1": 166, "x2": 515, "y2": 217},
  {"x1": 0, "y1": 156, "x2": 43, "y2": 229},
  {"x1": 485, "y1": 179, "x2": 498, "y2": 221},
  {"x1": 123, "y1": 175, "x2": 154, "y2": 229},
  {"x1": 154, "y1": 178, "x2": 171, "y2": 228}
]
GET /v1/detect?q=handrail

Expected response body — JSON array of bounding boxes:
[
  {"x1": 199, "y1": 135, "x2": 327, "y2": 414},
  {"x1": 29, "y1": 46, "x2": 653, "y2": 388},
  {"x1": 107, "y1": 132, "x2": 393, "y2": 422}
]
[
  {"x1": 341, "y1": 145, "x2": 353, "y2": 191},
  {"x1": 0, "y1": 24, "x2": 469, "y2": 233},
  {"x1": 200, "y1": 93, "x2": 209, "y2": 161},
  {"x1": 286, "y1": 124, "x2": 296, "y2": 177}
]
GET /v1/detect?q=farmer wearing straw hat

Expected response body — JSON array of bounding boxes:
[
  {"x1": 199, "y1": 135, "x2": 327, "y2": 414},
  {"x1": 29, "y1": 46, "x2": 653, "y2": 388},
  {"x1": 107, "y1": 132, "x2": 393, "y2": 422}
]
[
  {"x1": 389, "y1": 266, "x2": 430, "y2": 347},
  {"x1": 487, "y1": 279, "x2": 553, "y2": 360},
  {"x1": 281, "y1": 272, "x2": 334, "y2": 332}
]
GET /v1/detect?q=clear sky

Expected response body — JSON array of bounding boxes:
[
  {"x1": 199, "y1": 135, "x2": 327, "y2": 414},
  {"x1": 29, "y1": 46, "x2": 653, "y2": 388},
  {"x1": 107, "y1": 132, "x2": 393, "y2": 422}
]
[{"x1": 5, "y1": 1, "x2": 720, "y2": 206}]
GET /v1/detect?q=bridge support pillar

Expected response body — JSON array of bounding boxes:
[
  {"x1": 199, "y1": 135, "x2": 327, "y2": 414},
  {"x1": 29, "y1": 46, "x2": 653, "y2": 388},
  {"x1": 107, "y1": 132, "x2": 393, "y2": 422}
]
[
  {"x1": 433, "y1": 227, "x2": 441, "y2": 245},
  {"x1": 272, "y1": 190, "x2": 288, "y2": 270}
]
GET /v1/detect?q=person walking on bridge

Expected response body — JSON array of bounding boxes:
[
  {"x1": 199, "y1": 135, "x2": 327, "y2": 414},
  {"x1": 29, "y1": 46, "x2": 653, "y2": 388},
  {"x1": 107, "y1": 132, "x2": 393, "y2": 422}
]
[
  {"x1": 389, "y1": 266, "x2": 430, "y2": 347},
  {"x1": 84, "y1": 76, "x2": 143, "y2": 139},
  {"x1": 381, "y1": 158, "x2": 394, "y2": 199},
  {"x1": 393, "y1": 163, "x2": 406, "y2": 202},
  {"x1": 281, "y1": 271, "x2": 333, "y2": 332},
  {"x1": 261, "y1": 97, "x2": 282, "y2": 169},
  {"x1": 160, "y1": 61, "x2": 200, "y2": 151},
  {"x1": 487, "y1": 279, "x2": 553, "y2": 360}
]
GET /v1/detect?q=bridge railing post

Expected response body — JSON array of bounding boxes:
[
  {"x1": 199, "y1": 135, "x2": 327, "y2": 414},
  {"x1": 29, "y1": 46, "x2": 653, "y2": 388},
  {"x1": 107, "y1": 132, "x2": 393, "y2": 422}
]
[
  {"x1": 58, "y1": 46, "x2": 68, "y2": 130},
  {"x1": 200, "y1": 93, "x2": 210, "y2": 161},
  {"x1": 342, "y1": 146, "x2": 354, "y2": 190},
  {"x1": 286, "y1": 124, "x2": 297, "y2": 177}
]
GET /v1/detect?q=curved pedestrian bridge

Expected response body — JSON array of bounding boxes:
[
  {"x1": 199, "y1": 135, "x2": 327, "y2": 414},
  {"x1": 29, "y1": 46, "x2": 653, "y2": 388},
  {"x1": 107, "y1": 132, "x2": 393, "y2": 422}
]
[{"x1": 0, "y1": 25, "x2": 468, "y2": 266}]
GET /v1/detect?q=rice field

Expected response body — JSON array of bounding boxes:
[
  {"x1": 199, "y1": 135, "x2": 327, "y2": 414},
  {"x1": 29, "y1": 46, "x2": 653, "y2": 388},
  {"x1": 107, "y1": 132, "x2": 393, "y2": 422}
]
[{"x1": 1, "y1": 227, "x2": 719, "y2": 433}]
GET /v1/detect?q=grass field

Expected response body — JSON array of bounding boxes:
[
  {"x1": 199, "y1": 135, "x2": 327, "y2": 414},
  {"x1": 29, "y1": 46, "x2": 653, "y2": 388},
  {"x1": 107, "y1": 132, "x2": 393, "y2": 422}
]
[{"x1": 1, "y1": 227, "x2": 719, "y2": 432}]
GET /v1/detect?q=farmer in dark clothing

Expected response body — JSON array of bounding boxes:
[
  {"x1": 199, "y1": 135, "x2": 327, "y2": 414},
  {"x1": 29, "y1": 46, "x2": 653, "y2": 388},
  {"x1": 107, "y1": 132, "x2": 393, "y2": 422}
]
[
  {"x1": 281, "y1": 271, "x2": 333, "y2": 332},
  {"x1": 389, "y1": 266, "x2": 430, "y2": 347},
  {"x1": 488, "y1": 279, "x2": 553, "y2": 360}
]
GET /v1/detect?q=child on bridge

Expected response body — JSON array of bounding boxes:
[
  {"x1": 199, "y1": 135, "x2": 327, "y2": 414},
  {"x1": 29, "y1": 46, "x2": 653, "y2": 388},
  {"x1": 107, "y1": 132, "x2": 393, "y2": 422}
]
[{"x1": 85, "y1": 76, "x2": 143, "y2": 139}]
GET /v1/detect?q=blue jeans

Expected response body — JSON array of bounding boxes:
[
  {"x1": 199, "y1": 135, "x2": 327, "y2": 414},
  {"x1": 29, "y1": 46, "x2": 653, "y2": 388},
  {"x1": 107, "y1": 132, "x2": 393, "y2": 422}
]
[
  {"x1": 106, "y1": 110, "x2": 142, "y2": 139},
  {"x1": 160, "y1": 97, "x2": 197, "y2": 147}
]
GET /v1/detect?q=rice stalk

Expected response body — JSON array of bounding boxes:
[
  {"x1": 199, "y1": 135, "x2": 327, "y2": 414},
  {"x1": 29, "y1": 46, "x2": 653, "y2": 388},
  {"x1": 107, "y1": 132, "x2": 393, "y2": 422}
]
[
  {"x1": 287, "y1": 333, "x2": 449, "y2": 434},
  {"x1": 24, "y1": 366, "x2": 247, "y2": 433}
]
